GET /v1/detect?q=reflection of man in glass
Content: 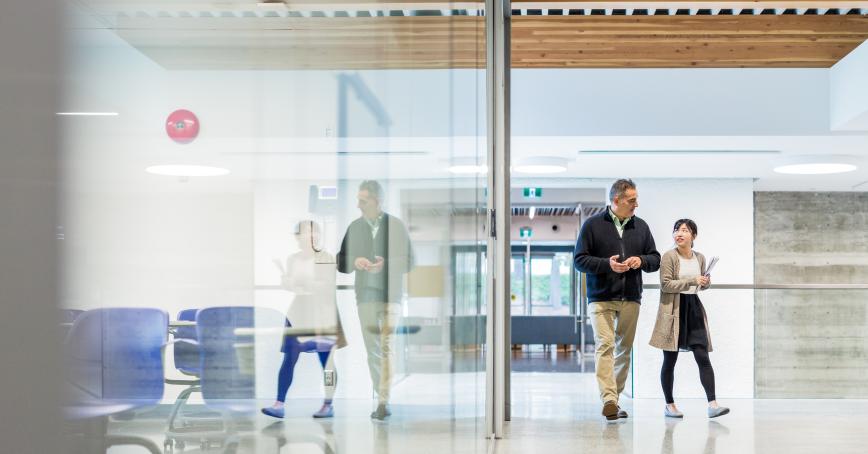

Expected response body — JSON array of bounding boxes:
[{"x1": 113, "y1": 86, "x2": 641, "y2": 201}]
[{"x1": 337, "y1": 180, "x2": 413, "y2": 421}]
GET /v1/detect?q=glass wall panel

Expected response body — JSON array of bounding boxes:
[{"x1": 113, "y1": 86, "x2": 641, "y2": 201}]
[
  {"x1": 511, "y1": 255, "x2": 526, "y2": 315},
  {"x1": 506, "y1": 6, "x2": 868, "y2": 449},
  {"x1": 60, "y1": 0, "x2": 488, "y2": 452},
  {"x1": 529, "y1": 253, "x2": 572, "y2": 316}
]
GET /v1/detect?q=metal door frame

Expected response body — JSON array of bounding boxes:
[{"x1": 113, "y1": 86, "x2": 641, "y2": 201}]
[{"x1": 485, "y1": 0, "x2": 511, "y2": 439}]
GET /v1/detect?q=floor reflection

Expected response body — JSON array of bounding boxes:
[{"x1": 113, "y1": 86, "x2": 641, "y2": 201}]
[{"x1": 88, "y1": 374, "x2": 868, "y2": 454}]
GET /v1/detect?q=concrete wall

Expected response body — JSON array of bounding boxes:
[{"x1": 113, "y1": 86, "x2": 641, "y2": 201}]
[{"x1": 755, "y1": 192, "x2": 868, "y2": 398}]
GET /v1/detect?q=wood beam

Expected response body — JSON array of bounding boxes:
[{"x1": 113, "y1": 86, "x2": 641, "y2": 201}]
[{"x1": 111, "y1": 14, "x2": 868, "y2": 69}]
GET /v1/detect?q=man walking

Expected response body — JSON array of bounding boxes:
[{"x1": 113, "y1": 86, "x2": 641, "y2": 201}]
[
  {"x1": 574, "y1": 179, "x2": 660, "y2": 421},
  {"x1": 337, "y1": 180, "x2": 414, "y2": 421}
]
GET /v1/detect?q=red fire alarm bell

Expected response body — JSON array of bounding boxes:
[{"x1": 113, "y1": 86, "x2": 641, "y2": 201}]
[{"x1": 165, "y1": 109, "x2": 199, "y2": 144}]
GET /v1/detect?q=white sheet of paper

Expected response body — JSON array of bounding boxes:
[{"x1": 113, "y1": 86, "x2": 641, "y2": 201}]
[{"x1": 705, "y1": 256, "x2": 719, "y2": 276}]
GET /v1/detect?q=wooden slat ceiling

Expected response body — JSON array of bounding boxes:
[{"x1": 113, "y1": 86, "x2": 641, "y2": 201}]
[{"x1": 95, "y1": 3, "x2": 868, "y2": 69}]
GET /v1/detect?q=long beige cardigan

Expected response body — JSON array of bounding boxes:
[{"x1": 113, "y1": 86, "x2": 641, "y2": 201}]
[{"x1": 648, "y1": 248, "x2": 713, "y2": 352}]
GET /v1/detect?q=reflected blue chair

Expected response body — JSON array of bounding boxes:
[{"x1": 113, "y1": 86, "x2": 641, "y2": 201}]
[
  {"x1": 197, "y1": 306, "x2": 285, "y2": 410},
  {"x1": 165, "y1": 308, "x2": 219, "y2": 450},
  {"x1": 59, "y1": 309, "x2": 85, "y2": 340},
  {"x1": 172, "y1": 309, "x2": 200, "y2": 377},
  {"x1": 164, "y1": 306, "x2": 285, "y2": 453},
  {"x1": 60, "y1": 308, "x2": 85, "y2": 323},
  {"x1": 62, "y1": 308, "x2": 168, "y2": 454}
]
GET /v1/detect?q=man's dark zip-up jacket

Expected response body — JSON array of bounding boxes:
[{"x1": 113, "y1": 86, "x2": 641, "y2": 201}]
[{"x1": 573, "y1": 208, "x2": 661, "y2": 304}]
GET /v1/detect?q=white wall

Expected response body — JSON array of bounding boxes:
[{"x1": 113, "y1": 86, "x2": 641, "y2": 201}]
[
  {"x1": 62, "y1": 191, "x2": 253, "y2": 311},
  {"x1": 513, "y1": 68, "x2": 830, "y2": 136},
  {"x1": 831, "y1": 40, "x2": 868, "y2": 131},
  {"x1": 632, "y1": 179, "x2": 755, "y2": 399}
]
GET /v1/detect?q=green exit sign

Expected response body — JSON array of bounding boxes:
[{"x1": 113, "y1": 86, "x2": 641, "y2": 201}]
[
  {"x1": 523, "y1": 187, "x2": 542, "y2": 198},
  {"x1": 519, "y1": 227, "x2": 533, "y2": 238}
]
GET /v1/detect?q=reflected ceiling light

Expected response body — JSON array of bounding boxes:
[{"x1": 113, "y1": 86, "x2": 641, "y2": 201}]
[
  {"x1": 256, "y1": 0, "x2": 288, "y2": 9},
  {"x1": 578, "y1": 149, "x2": 779, "y2": 155},
  {"x1": 513, "y1": 156, "x2": 568, "y2": 174},
  {"x1": 447, "y1": 157, "x2": 488, "y2": 175},
  {"x1": 529, "y1": 206, "x2": 536, "y2": 220},
  {"x1": 773, "y1": 155, "x2": 858, "y2": 175},
  {"x1": 145, "y1": 165, "x2": 230, "y2": 177},
  {"x1": 56, "y1": 112, "x2": 119, "y2": 116}
]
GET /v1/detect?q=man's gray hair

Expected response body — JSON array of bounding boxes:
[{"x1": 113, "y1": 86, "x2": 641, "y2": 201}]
[
  {"x1": 609, "y1": 179, "x2": 636, "y2": 202},
  {"x1": 359, "y1": 180, "x2": 384, "y2": 201}
]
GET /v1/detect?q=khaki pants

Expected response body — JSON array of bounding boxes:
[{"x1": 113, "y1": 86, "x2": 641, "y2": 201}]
[
  {"x1": 357, "y1": 302, "x2": 401, "y2": 405},
  {"x1": 589, "y1": 301, "x2": 640, "y2": 405}
]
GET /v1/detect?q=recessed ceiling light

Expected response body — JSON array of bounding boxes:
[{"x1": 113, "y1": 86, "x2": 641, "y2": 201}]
[
  {"x1": 255, "y1": 0, "x2": 288, "y2": 9},
  {"x1": 56, "y1": 112, "x2": 119, "y2": 116},
  {"x1": 775, "y1": 163, "x2": 857, "y2": 175},
  {"x1": 145, "y1": 165, "x2": 230, "y2": 177},
  {"x1": 579, "y1": 150, "x2": 779, "y2": 155},
  {"x1": 513, "y1": 157, "x2": 568, "y2": 174},
  {"x1": 773, "y1": 155, "x2": 858, "y2": 175},
  {"x1": 449, "y1": 165, "x2": 488, "y2": 174},
  {"x1": 447, "y1": 157, "x2": 488, "y2": 175}
]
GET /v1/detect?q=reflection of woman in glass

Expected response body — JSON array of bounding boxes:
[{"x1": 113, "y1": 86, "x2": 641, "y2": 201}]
[{"x1": 262, "y1": 220, "x2": 346, "y2": 419}]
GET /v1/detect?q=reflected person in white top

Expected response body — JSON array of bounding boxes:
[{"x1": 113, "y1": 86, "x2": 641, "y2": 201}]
[{"x1": 262, "y1": 220, "x2": 347, "y2": 419}]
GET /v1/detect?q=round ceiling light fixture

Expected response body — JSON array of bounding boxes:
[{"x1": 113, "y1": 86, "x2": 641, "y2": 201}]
[
  {"x1": 447, "y1": 157, "x2": 488, "y2": 175},
  {"x1": 773, "y1": 155, "x2": 858, "y2": 175},
  {"x1": 513, "y1": 156, "x2": 568, "y2": 174},
  {"x1": 145, "y1": 165, "x2": 230, "y2": 177}
]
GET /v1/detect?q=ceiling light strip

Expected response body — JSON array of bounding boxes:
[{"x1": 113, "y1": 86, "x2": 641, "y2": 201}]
[{"x1": 56, "y1": 112, "x2": 119, "y2": 116}]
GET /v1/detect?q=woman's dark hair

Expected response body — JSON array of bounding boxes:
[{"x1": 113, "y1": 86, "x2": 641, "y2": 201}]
[{"x1": 673, "y1": 219, "x2": 698, "y2": 237}]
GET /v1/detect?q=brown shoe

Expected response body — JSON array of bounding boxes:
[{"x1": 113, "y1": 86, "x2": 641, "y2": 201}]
[
  {"x1": 617, "y1": 407, "x2": 628, "y2": 419},
  {"x1": 602, "y1": 401, "x2": 619, "y2": 421}
]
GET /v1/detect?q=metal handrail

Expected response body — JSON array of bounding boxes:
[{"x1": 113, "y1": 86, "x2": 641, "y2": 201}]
[
  {"x1": 256, "y1": 283, "x2": 868, "y2": 291},
  {"x1": 643, "y1": 283, "x2": 868, "y2": 290},
  {"x1": 255, "y1": 284, "x2": 354, "y2": 290}
]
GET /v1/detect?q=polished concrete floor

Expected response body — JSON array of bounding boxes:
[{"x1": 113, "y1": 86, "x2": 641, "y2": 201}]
[{"x1": 93, "y1": 373, "x2": 868, "y2": 454}]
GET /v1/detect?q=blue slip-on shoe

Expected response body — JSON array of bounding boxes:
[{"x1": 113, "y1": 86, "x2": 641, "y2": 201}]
[
  {"x1": 262, "y1": 407, "x2": 285, "y2": 419},
  {"x1": 312, "y1": 403, "x2": 334, "y2": 419}
]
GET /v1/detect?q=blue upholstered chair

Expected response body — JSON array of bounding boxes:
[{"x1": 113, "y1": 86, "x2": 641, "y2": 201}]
[{"x1": 62, "y1": 307, "x2": 168, "y2": 454}]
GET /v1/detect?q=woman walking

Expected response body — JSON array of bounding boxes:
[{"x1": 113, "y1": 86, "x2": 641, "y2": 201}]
[
  {"x1": 649, "y1": 219, "x2": 729, "y2": 418},
  {"x1": 262, "y1": 220, "x2": 347, "y2": 419}
]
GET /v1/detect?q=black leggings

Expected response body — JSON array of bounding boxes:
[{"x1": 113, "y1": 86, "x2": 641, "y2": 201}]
[{"x1": 661, "y1": 347, "x2": 716, "y2": 404}]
